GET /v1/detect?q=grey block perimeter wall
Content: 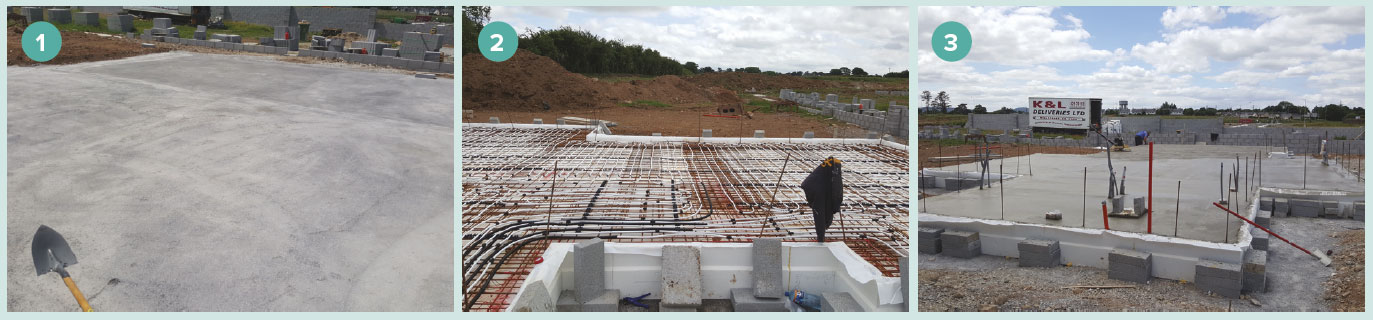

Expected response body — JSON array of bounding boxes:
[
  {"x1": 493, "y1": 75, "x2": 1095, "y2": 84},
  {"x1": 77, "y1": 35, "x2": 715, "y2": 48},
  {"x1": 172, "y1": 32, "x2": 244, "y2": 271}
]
[
  {"x1": 959, "y1": 114, "x2": 1365, "y2": 154},
  {"x1": 209, "y1": 7, "x2": 453, "y2": 45}
]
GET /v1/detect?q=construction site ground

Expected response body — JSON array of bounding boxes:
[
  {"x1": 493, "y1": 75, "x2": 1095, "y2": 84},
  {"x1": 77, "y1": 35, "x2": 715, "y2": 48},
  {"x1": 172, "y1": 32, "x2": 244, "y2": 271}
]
[
  {"x1": 918, "y1": 216, "x2": 1365, "y2": 311},
  {"x1": 917, "y1": 140, "x2": 1102, "y2": 170},
  {"x1": 7, "y1": 51, "x2": 454, "y2": 311}
]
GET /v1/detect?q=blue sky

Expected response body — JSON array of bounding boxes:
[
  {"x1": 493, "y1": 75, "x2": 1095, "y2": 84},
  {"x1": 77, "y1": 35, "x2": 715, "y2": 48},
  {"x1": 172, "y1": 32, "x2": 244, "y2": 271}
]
[
  {"x1": 918, "y1": 6, "x2": 1365, "y2": 110},
  {"x1": 490, "y1": 6, "x2": 909, "y2": 74}
]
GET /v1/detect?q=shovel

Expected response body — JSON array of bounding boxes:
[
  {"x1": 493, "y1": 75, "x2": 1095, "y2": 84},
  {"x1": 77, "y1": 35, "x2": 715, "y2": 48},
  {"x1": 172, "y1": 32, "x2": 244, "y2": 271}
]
[
  {"x1": 1211, "y1": 202, "x2": 1332, "y2": 266},
  {"x1": 32, "y1": 225, "x2": 94, "y2": 312}
]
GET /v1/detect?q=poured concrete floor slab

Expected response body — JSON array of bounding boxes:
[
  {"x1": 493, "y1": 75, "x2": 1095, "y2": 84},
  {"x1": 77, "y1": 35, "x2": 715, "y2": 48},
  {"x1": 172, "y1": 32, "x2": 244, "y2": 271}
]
[
  {"x1": 920, "y1": 144, "x2": 1362, "y2": 242},
  {"x1": 7, "y1": 52, "x2": 453, "y2": 311}
]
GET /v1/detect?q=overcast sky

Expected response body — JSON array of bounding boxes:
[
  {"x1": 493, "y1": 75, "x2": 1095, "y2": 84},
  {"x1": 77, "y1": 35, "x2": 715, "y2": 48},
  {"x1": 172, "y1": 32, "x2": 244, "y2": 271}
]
[
  {"x1": 918, "y1": 6, "x2": 1365, "y2": 109},
  {"x1": 492, "y1": 6, "x2": 909, "y2": 74}
]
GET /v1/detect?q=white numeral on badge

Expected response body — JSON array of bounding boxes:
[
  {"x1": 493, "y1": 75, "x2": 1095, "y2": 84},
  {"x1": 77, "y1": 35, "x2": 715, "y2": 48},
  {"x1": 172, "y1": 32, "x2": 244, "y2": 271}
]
[
  {"x1": 36, "y1": 33, "x2": 45, "y2": 51},
  {"x1": 943, "y1": 34, "x2": 957, "y2": 51},
  {"x1": 490, "y1": 34, "x2": 504, "y2": 52}
]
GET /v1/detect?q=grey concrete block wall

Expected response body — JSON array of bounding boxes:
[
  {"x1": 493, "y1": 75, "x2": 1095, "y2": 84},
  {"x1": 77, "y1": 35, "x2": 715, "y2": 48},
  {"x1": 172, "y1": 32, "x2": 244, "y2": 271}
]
[
  {"x1": 1289, "y1": 199, "x2": 1322, "y2": 217},
  {"x1": 214, "y1": 6, "x2": 296, "y2": 30},
  {"x1": 918, "y1": 227, "x2": 944, "y2": 254},
  {"x1": 295, "y1": 6, "x2": 377, "y2": 34},
  {"x1": 751, "y1": 238, "x2": 783, "y2": 298},
  {"x1": 1242, "y1": 250, "x2": 1267, "y2": 293},
  {"x1": 1018, "y1": 239, "x2": 1061, "y2": 267},
  {"x1": 1195, "y1": 259, "x2": 1243, "y2": 298},
  {"x1": 375, "y1": 22, "x2": 455, "y2": 45},
  {"x1": 941, "y1": 231, "x2": 981, "y2": 258},
  {"x1": 573, "y1": 238, "x2": 606, "y2": 303},
  {"x1": 660, "y1": 246, "x2": 702, "y2": 307},
  {"x1": 1108, "y1": 249, "x2": 1152, "y2": 283},
  {"x1": 1273, "y1": 198, "x2": 1290, "y2": 217},
  {"x1": 1250, "y1": 227, "x2": 1269, "y2": 251}
]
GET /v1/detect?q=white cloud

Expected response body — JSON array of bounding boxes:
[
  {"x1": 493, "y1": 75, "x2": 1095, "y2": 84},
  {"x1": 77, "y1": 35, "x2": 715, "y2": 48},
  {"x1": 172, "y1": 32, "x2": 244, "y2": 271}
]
[
  {"x1": 917, "y1": 6, "x2": 1112, "y2": 65},
  {"x1": 1161, "y1": 6, "x2": 1226, "y2": 29},
  {"x1": 493, "y1": 6, "x2": 909, "y2": 73}
]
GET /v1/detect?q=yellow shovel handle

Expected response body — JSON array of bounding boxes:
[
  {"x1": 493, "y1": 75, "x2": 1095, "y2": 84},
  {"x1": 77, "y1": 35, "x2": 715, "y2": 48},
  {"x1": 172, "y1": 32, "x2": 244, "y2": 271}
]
[{"x1": 61, "y1": 275, "x2": 93, "y2": 312}]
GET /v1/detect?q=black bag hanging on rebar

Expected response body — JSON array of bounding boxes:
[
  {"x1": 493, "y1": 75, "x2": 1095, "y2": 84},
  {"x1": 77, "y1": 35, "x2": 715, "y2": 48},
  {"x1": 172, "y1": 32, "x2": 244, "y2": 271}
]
[{"x1": 801, "y1": 157, "x2": 843, "y2": 242}]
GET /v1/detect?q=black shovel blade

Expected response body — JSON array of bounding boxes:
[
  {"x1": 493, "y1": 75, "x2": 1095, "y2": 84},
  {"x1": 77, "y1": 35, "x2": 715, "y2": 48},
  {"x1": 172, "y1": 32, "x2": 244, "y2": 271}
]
[{"x1": 32, "y1": 225, "x2": 78, "y2": 276}]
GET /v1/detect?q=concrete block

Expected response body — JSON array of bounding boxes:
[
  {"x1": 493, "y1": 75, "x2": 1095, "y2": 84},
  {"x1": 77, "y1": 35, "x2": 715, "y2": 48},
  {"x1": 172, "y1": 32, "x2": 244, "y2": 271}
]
[
  {"x1": 1242, "y1": 250, "x2": 1267, "y2": 293},
  {"x1": 1323, "y1": 207, "x2": 1344, "y2": 219},
  {"x1": 1356, "y1": 202, "x2": 1364, "y2": 221},
  {"x1": 941, "y1": 231, "x2": 981, "y2": 258},
  {"x1": 74, "y1": 12, "x2": 99, "y2": 26},
  {"x1": 1273, "y1": 198, "x2": 1290, "y2": 217},
  {"x1": 21, "y1": 7, "x2": 43, "y2": 23},
  {"x1": 804, "y1": 131, "x2": 815, "y2": 139},
  {"x1": 900, "y1": 257, "x2": 910, "y2": 312},
  {"x1": 573, "y1": 238, "x2": 606, "y2": 303},
  {"x1": 424, "y1": 51, "x2": 443, "y2": 62},
  {"x1": 1250, "y1": 227, "x2": 1269, "y2": 251},
  {"x1": 1194, "y1": 259, "x2": 1242, "y2": 298},
  {"x1": 406, "y1": 59, "x2": 424, "y2": 70},
  {"x1": 1256, "y1": 210, "x2": 1272, "y2": 229},
  {"x1": 259, "y1": 37, "x2": 274, "y2": 47},
  {"x1": 423, "y1": 61, "x2": 441, "y2": 72},
  {"x1": 820, "y1": 292, "x2": 863, "y2": 312},
  {"x1": 1289, "y1": 199, "x2": 1322, "y2": 217},
  {"x1": 917, "y1": 227, "x2": 944, "y2": 254},
  {"x1": 1259, "y1": 197, "x2": 1274, "y2": 211},
  {"x1": 702, "y1": 129, "x2": 712, "y2": 137},
  {"x1": 661, "y1": 246, "x2": 702, "y2": 307},
  {"x1": 382, "y1": 48, "x2": 400, "y2": 57},
  {"x1": 752, "y1": 238, "x2": 783, "y2": 298},
  {"x1": 46, "y1": 9, "x2": 71, "y2": 25},
  {"x1": 753, "y1": 130, "x2": 765, "y2": 138},
  {"x1": 556, "y1": 289, "x2": 619, "y2": 312},
  {"x1": 489, "y1": 117, "x2": 500, "y2": 124},
  {"x1": 1018, "y1": 239, "x2": 1061, "y2": 267},
  {"x1": 660, "y1": 306, "x2": 697, "y2": 312},
  {"x1": 441, "y1": 63, "x2": 455, "y2": 74},
  {"x1": 153, "y1": 18, "x2": 172, "y2": 29},
  {"x1": 510, "y1": 280, "x2": 554, "y2": 312},
  {"x1": 730, "y1": 288, "x2": 787, "y2": 312},
  {"x1": 533, "y1": 118, "x2": 543, "y2": 124},
  {"x1": 1108, "y1": 249, "x2": 1152, "y2": 283},
  {"x1": 275, "y1": 47, "x2": 287, "y2": 55}
]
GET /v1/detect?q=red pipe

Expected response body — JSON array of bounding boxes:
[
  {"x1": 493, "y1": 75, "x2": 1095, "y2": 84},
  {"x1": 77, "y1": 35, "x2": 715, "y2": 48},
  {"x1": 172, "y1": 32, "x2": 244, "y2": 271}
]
[
  {"x1": 1211, "y1": 202, "x2": 1314, "y2": 256},
  {"x1": 1148, "y1": 142, "x2": 1153, "y2": 234},
  {"x1": 1101, "y1": 202, "x2": 1110, "y2": 230}
]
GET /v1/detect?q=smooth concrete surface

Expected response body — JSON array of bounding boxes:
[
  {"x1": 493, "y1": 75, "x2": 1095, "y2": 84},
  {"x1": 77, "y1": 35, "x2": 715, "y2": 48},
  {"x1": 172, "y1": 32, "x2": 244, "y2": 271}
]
[
  {"x1": 7, "y1": 52, "x2": 453, "y2": 311},
  {"x1": 921, "y1": 144, "x2": 1362, "y2": 243}
]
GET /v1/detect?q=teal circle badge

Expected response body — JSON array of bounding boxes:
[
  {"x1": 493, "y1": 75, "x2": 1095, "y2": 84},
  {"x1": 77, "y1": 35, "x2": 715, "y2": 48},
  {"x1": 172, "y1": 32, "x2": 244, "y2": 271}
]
[
  {"x1": 931, "y1": 21, "x2": 971, "y2": 62},
  {"x1": 22, "y1": 22, "x2": 63, "y2": 62},
  {"x1": 478, "y1": 21, "x2": 518, "y2": 62}
]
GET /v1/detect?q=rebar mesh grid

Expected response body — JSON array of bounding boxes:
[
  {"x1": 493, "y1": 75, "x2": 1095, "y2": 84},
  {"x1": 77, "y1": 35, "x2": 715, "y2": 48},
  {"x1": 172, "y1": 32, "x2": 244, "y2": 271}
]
[{"x1": 460, "y1": 126, "x2": 909, "y2": 311}]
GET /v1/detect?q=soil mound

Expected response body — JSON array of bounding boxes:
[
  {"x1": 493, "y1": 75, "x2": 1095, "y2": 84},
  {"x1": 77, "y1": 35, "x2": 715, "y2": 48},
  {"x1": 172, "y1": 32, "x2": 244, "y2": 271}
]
[
  {"x1": 8, "y1": 28, "x2": 170, "y2": 66},
  {"x1": 686, "y1": 72, "x2": 831, "y2": 92},
  {"x1": 463, "y1": 51, "x2": 741, "y2": 111}
]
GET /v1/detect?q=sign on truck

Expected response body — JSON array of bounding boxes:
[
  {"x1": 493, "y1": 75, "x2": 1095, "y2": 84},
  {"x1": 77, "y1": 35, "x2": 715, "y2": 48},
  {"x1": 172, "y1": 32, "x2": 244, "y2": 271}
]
[{"x1": 1028, "y1": 97, "x2": 1096, "y2": 130}]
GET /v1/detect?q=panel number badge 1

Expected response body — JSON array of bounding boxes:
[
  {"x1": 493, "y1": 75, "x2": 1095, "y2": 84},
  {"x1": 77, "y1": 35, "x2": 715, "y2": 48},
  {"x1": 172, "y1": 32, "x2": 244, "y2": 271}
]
[
  {"x1": 22, "y1": 22, "x2": 63, "y2": 62},
  {"x1": 932, "y1": 21, "x2": 970, "y2": 62}
]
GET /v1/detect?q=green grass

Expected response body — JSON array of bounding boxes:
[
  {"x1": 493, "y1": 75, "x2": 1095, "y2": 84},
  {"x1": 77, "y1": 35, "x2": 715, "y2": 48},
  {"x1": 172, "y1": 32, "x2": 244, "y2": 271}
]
[
  {"x1": 918, "y1": 113, "x2": 967, "y2": 126},
  {"x1": 376, "y1": 9, "x2": 453, "y2": 23},
  {"x1": 43, "y1": 14, "x2": 311, "y2": 43},
  {"x1": 618, "y1": 100, "x2": 673, "y2": 108}
]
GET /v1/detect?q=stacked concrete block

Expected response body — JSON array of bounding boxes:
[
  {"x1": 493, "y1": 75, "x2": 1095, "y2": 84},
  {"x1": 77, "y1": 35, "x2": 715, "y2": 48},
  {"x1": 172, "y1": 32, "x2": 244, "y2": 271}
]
[
  {"x1": 1017, "y1": 239, "x2": 1061, "y2": 267},
  {"x1": 152, "y1": 18, "x2": 172, "y2": 29},
  {"x1": 820, "y1": 292, "x2": 863, "y2": 312},
  {"x1": 400, "y1": 32, "x2": 446, "y2": 60},
  {"x1": 21, "y1": 7, "x2": 44, "y2": 23},
  {"x1": 258, "y1": 37, "x2": 274, "y2": 47},
  {"x1": 825, "y1": 94, "x2": 838, "y2": 103},
  {"x1": 1107, "y1": 249, "x2": 1152, "y2": 283},
  {"x1": 661, "y1": 246, "x2": 702, "y2": 310},
  {"x1": 1289, "y1": 199, "x2": 1322, "y2": 217},
  {"x1": 381, "y1": 48, "x2": 400, "y2": 57},
  {"x1": 1255, "y1": 210, "x2": 1272, "y2": 229},
  {"x1": 556, "y1": 289, "x2": 619, "y2": 312},
  {"x1": 350, "y1": 41, "x2": 389, "y2": 55},
  {"x1": 1273, "y1": 198, "x2": 1290, "y2": 217},
  {"x1": 74, "y1": 12, "x2": 99, "y2": 26},
  {"x1": 194, "y1": 26, "x2": 207, "y2": 40},
  {"x1": 730, "y1": 288, "x2": 787, "y2": 312},
  {"x1": 441, "y1": 63, "x2": 455, "y2": 74},
  {"x1": 1321, "y1": 201, "x2": 1343, "y2": 219},
  {"x1": 1242, "y1": 250, "x2": 1267, "y2": 293},
  {"x1": 1194, "y1": 259, "x2": 1243, "y2": 298},
  {"x1": 917, "y1": 227, "x2": 943, "y2": 254},
  {"x1": 1249, "y1": 227, "x2": 1269, "y2": 251},
  {"x1": 1356, "y1": 202, "x2": 1365, "y2": 221},
  {"x1": 46, "y1": 9, "x2": 72, "y2": 24},
  {"x1": 225, "y1": 35, "x2": 241, "y2": 43},
  {"x1": 423, "y1": 51, "x2": 443, "y2": 62},
  {"x1": 940, "y1": 231, "x2": 981, "y2": 258},
  {"x1": 108, "y1": 14, "x2": 134, "y2": 32},
  {"x1": 1259, "y1": 197, "x2": 1273, "y2": 211},
  {"x1": 329, "y1": 38, "x2": 346, "y2": 52},
  {"x1": 752, "y1": 238, "x2": 783, "y2": 298}
]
